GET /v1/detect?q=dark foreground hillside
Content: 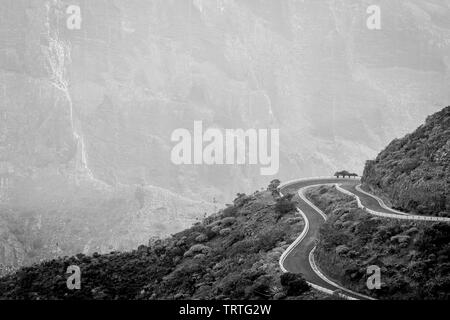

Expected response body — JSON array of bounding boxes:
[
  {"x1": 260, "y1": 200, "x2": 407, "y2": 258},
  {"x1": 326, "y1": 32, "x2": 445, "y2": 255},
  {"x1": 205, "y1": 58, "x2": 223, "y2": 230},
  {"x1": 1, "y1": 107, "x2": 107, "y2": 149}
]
[
  {"x1": 362, "y1": 106, "x2": 450, "y2": 217},
  {"x1": 0, "y1": 188, "x2": 326, "y2": 300},
  {"x1": 307, "y1": 185, "x2": 450, "y2": 300}
]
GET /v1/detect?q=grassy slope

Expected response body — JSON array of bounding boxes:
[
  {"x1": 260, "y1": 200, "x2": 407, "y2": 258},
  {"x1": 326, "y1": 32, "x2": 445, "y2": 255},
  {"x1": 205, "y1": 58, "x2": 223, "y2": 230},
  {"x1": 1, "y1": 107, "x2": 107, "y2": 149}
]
[
  {"x1": 0, "y1": 189, "x2": 328, "y2": 300},
  {"x1": 362, "y1": 106, "x2": 450, "y2": 217},
  {"x1": 306, "y1": 185, "x2": 450, "y2": 300}
]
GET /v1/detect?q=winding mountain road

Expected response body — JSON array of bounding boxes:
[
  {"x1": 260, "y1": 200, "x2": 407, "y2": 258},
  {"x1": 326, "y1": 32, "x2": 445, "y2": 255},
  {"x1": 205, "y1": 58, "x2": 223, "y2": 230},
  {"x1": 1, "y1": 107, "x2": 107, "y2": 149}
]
[{"x1": 278, "y1": 177, "x2": 450, "y2": 300}]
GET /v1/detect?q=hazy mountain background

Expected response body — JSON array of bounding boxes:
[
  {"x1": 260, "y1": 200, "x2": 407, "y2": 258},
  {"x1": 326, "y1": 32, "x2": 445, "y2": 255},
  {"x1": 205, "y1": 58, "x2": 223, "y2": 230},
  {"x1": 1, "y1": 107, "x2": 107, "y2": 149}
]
[{"x1": 1, "y1": 0, "x2": 449, "y2": 268}]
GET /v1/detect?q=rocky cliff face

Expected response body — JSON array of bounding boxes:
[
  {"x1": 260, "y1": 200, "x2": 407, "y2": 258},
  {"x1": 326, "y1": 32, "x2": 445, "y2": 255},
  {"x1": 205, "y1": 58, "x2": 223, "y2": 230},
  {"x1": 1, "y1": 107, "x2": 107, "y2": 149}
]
[
  {"x1": 362, "y1": 106, "x2": 449, "y2": 216},
  {"x1": 1, "y1": 0, "x2": 449, "y2": 267}
]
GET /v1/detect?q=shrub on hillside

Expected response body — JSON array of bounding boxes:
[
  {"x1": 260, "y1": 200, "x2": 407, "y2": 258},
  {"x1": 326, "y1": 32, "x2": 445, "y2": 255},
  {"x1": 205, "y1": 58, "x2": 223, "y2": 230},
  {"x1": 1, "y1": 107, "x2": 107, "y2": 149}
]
[
  {"x1": 233, "y1": 193, "x2": 251, "y2": 208},
  {"x1": 222, "y1": 206, "x2": 238, "y2": 218},
  {"x1": 256, "y1": 227, "x2": 285, "y2": 252},
  {"x1": 268, "y1": 179, "x2": 281, "y2": 198},
  {"x1": 280, "y1": 273, "x2": 310, "y2": 296},
  {"x1": 275, "y1": 194, "x2": 296, "y2": 218}
]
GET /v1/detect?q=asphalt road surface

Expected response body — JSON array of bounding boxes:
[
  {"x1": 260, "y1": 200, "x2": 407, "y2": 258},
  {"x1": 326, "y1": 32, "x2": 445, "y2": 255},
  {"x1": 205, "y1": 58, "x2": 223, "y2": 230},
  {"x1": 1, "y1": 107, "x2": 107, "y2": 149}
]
[{"x1": 279, "y1": 178, "x2": 372, "y2": 300}]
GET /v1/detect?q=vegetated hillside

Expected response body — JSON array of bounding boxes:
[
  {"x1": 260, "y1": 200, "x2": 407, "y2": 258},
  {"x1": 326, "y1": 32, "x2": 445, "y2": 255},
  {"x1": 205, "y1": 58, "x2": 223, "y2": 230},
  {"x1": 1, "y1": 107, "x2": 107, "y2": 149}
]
[
  {"x1": 362, "y1": 106, "x2": 450, "y2": 217},
  {"x1": 307, "y1": 186, "x2": 450, "y2": 300},
  {"x1": 0, "y1": 187, "x2": 326, "y2": 300}
]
